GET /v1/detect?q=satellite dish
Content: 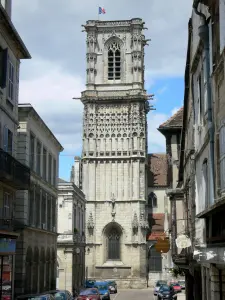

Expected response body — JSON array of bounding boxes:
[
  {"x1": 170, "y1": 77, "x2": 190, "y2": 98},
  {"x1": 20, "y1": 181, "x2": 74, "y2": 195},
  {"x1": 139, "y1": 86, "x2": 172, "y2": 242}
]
[{"x1": 175, "y1": 235, "x2": 191, "y2": 249}]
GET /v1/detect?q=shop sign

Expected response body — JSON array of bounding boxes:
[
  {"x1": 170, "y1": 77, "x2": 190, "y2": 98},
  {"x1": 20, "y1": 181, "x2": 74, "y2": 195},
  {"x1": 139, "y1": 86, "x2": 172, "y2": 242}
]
[{"x1": 0, "y1": 238, "x2": 16, "y2": 254}]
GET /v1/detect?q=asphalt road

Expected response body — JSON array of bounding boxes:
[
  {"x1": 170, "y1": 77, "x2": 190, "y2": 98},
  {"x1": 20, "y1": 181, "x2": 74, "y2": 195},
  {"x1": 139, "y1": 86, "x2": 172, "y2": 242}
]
[{"x1": 110, "y1": 289, "x2": 186, "y2": 300}]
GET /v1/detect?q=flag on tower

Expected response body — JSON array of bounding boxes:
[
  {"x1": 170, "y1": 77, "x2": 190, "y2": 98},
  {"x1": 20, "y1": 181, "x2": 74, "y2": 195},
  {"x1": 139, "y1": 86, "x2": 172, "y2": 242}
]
[{"x1": 99, "y1": 7, "x2": 106, "y2": 14}]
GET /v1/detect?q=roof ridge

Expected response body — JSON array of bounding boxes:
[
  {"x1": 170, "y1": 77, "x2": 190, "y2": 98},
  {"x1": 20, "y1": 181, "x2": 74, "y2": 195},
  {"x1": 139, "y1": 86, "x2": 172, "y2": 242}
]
[{"x1": 159, "y1": 107, "x2": 183, "y2": 128}]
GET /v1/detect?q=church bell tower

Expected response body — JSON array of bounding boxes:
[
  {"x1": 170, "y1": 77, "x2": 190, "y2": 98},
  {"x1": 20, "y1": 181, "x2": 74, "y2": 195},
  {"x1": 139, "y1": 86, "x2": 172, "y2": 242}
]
[{"x1": 81, "y1": 18, "x2": 151, "y2": 288}]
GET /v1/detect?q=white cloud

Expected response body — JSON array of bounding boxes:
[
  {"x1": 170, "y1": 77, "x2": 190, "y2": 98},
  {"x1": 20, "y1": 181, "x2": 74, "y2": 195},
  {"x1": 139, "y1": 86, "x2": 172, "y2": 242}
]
[
  {"x1": 13, "y1": 0, "x2": 192, "y2": 79},
  {"x1": 147, "y1": 112, "x2": 168, "y2": 153},
  {"x1": 13, "y1": 0, "x2": 191, "y2": 157},
  {"x1": 19, "y1": 57, "x2": 171, "y2": 155},
  {"x1": 19, "y1": 58, "x2": 85, "y2": 154},
  {"x1": 171, "y1": 107, "x2": 180, "y2": 116}
]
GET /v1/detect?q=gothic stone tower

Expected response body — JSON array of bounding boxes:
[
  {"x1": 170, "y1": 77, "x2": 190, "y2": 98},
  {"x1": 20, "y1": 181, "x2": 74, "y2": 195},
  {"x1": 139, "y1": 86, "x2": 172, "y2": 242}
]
[{"x1": 81, "y1": 18, "x2": 149, "y2": 288}]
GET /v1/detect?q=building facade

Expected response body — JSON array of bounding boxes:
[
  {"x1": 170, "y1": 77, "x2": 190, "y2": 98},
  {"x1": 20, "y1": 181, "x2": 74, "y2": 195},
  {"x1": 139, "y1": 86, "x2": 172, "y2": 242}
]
[
  {"x1": 0, "y1": 2, "x2": 31, "y2": 299},
  {"x1": 14, "y1": 104, "x2": 63, "y2": 296},
  {"x1": 81, "y1": 18, "x2": 150, "y2": 288},
  {"x1": 147, "y1": 153, "x2": 172, "y2": 286},
  {"x1": 191, "y1": 0, "x2": 225, "y2": 299},
  {"x1": 57, "y1": 172, "x2": 86, "y2": 294},
  {"x1": 167, "y1": 1, "x2": 225, "y2": 299},
  {"x1": 158, "y1": 109, "x2": 186, "y2": 283}
]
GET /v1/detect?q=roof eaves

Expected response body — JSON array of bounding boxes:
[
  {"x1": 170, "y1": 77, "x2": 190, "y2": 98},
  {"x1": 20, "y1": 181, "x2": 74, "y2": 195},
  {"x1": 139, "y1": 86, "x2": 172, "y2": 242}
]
[{"x1": 0, "y1": 5, "x2": 31, "y2": 59}]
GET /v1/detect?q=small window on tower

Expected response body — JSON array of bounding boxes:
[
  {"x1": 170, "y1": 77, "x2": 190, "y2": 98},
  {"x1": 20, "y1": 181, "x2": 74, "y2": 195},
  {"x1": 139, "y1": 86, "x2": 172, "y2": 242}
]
[{"x1": 108, "y1": 42, "x2": 121, "y2": 81}]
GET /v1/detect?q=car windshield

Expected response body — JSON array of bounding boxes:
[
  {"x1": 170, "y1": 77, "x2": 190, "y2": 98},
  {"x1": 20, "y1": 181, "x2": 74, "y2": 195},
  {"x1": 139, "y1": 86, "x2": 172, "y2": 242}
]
[
  {"x1": 173, "y1": 284, "x2": 180, "y2": 286},
  {"x1": 53, "y1": 292, "x2": 66, "y2": 300},
  {"x1": 79, "y1": 289, "x2": 98, "y2": 295},
  {"x1": 156, "y1": 281, "x2": 166, "y2": 287},
  {"x1": 95, "y1": 285, "x2": 108, "y2": 290},
  {"x1": 160, "y1": 285, "x2": 170, "y2": 291}
]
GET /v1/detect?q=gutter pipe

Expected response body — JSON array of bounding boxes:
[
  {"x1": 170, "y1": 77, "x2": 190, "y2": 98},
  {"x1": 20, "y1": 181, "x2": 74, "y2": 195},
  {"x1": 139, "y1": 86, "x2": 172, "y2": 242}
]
[{"x1": 193, "y1": 0, "x2": 215, "y2": 206}]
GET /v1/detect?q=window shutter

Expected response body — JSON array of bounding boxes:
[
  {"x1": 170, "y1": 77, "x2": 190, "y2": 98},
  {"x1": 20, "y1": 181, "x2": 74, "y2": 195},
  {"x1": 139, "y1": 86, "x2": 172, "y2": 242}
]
[
  {"x1": 3, "y1": 126, "x2": 8, "y2": 152},
  {"x1": 0, "y1": 48, "x2": 8, "y2": 89}
]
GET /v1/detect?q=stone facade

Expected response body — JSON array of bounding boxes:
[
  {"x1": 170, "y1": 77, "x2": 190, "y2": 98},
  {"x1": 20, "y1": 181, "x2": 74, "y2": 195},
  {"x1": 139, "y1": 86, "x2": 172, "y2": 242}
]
[
  {"x1": 146, "y1": 154, "x2": 173, "y2": 286},
  {"x1": 0, "y1": 4, "x2": 31, "y2": 299},
  {"x1": 14, "y1": 104, "x2": 63, "y2": 296},
  {"x1": 80, "y1": 18, "x2": 150, "y2": 288},
  {"x1": 57, "y1": 175, "x2": 86, "y2": 294}
]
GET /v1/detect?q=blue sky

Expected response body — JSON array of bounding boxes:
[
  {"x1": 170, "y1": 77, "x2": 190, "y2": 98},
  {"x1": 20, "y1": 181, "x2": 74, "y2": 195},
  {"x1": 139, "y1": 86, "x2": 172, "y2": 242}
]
[
  {"x1": 58, "y1": 77, "x2": 184, "y2": 181},
  {"x1": 13, "y1": 0, "x2": 192, "y2": 182}
]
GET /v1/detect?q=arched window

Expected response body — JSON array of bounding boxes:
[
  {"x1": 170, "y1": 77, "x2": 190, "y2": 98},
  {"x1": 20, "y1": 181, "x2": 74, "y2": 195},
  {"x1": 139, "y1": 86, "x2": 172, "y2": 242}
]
[
  {"x1": 148, "y1": 192, "x2": 157, "y2": 208},
  {"x1": 106, "y1": 228, "x2": 121, "y2": 260},
  {"x1": 148, "y1": 243, "x2": 162, "y2": 272},
  {"x1": 108, "y1": 42, "x2": 121, "y2": 80}
]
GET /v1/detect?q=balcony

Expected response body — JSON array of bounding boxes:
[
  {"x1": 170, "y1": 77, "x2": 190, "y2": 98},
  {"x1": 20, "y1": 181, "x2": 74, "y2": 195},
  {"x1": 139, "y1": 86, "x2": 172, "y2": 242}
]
[
  {"x1": 172, "y1": 248, "x2": 191, "y2": 267},
  {"x1": 0, "y1": 148, "x2": 30, "y2": 190},
  {"x1": 0, "y1": 208, "x2": 14, "y2": 232}
]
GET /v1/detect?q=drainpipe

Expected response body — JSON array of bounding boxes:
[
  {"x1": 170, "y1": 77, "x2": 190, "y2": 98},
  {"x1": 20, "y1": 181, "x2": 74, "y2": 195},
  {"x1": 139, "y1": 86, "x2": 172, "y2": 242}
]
[{"x1": 193, "y1": 0, "x2": 215, "y2": 205}]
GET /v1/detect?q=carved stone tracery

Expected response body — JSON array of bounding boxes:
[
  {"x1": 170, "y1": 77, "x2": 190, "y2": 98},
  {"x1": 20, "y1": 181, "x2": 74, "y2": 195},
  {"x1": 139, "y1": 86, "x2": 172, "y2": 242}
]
[{"x1": 87, "y1": 213, "x2": 94, "y2": 229}]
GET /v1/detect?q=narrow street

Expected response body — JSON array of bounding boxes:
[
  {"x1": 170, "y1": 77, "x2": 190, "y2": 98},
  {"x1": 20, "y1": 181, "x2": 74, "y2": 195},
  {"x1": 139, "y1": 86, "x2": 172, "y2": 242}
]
[{"x1": 110, "y1": 289, "x2": 185, "y2": 300}]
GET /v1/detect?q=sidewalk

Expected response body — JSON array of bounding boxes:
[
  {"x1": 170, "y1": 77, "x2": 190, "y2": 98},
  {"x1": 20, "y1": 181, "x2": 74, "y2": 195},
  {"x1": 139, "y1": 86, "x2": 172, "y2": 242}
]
[{"x1": 178, "y1": 292, "x2": 185, "y2": 299}]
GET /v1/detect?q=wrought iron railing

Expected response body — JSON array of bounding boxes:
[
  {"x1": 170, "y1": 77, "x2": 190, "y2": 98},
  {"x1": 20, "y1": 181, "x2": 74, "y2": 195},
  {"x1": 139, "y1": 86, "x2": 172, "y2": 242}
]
[
  {"x1": 0, "y1": 148, "x2": 30, "y2": 189},
  {"x1": 0, "y1": 208, "x2": 14, "y2": 231}
]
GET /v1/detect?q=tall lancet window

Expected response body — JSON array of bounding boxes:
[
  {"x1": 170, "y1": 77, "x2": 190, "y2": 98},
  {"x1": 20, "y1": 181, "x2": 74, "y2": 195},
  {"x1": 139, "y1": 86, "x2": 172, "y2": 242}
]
[{"x1": 108, "y1": 42, "x2": 121, "y2": 80}]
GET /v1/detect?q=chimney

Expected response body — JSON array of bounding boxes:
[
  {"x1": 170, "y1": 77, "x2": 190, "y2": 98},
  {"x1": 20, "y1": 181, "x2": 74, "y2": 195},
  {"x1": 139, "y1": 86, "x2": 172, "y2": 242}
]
[{"x1": 74, "y1": 156, "x2": 82, "y2": 189}]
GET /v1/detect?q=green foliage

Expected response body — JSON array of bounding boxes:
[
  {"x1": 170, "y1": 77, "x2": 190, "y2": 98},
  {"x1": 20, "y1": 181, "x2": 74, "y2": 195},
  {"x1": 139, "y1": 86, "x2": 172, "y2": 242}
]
[
  {"x1": 169, "y1": 266, "x2": 185, "y2": 278},
  {"x1": 74, "y1": 228, "x2": 79, "y2": 234}
]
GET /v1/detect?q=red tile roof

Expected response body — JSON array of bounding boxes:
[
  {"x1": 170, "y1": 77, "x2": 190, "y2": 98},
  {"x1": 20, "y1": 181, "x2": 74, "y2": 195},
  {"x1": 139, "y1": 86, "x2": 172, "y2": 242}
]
[
  {"x1": 159, "y1": 107, "x2": 183, "y2": 129},
  {"x1": 148, "y1": 153, "x2": 168, "y2": 187},
  {"x1": 147, "y1": 213, "x2": 165, "y2": 240}
]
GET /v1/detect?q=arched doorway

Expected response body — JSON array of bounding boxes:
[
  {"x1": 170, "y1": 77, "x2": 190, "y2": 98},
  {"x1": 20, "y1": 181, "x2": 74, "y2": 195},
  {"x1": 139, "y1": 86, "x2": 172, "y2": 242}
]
[
  {"x1": 32, "y1": 247, "x2": 39, "y2": 293},
  {"x1": 46, "y1": 248, "x2": 50, "y2": 290},
  {"x1": 39, "y1": 248, "x2": 45, "y2": 292},
  {"x1": 51, "y1": 248, "x2": 56, "y2": 290},
  {"x1": 25, "y1": 247, "x2": 33, "y2": 294}
]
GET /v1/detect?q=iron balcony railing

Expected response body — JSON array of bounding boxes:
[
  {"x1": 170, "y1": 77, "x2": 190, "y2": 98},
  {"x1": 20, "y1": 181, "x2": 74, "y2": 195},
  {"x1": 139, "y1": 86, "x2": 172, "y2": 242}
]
[
  {"x1": 0, "y1": 148, "x2": 30, "y2": 190},
  {"x1": 0, "y1": 209, "x2": 14, "y2": 231}
]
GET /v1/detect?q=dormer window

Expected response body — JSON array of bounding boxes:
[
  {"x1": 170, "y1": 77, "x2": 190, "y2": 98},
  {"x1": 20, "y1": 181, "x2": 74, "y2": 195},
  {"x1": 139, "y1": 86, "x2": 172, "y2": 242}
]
[{"x1": 108, "y1": 42, "x2": 121, "y2": 80}]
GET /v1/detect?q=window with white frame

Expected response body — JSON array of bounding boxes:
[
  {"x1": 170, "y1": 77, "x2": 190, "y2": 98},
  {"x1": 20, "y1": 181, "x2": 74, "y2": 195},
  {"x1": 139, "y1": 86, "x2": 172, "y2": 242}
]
[
  {"x1": 7, "y1": 60, "x2": 14, "y2": 102},
  {"x1": 219, "y1": 124, "x2": 225, "y2": 191}
]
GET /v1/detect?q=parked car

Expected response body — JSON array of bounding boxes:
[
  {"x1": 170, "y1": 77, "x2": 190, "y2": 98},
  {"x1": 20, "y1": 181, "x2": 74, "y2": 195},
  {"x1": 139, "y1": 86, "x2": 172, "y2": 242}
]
[
  {"x1": 170, "y1": 283, "x2": 182, "y2": 293},
  {"x1": 77, "y1": 288, "x2": 100, "y2": 300},
  {"x1": 93, "y1": 281, "x2": 110, "y2": 300},
  {"x1": 157, "y1": 285, "x2": 177, "y2": 300},
  {"x1": 48, "y1": 290, "x2": 74, "y2": 299},
  {"x1": 178, "y1": 280, "x2": 185, "y2": 290},
  {"x1": 105, "y1": 281, "x2": 117, "y2": 293},
  {"x1": 16, "y1": 294, "x2": 55, "y2": 300},
  {"x1": 153, "y1": 280, "x2": 167, "y2": 296},
  {"x1": 84, "y1": 280, "x2": 96, "y2": 288}
]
